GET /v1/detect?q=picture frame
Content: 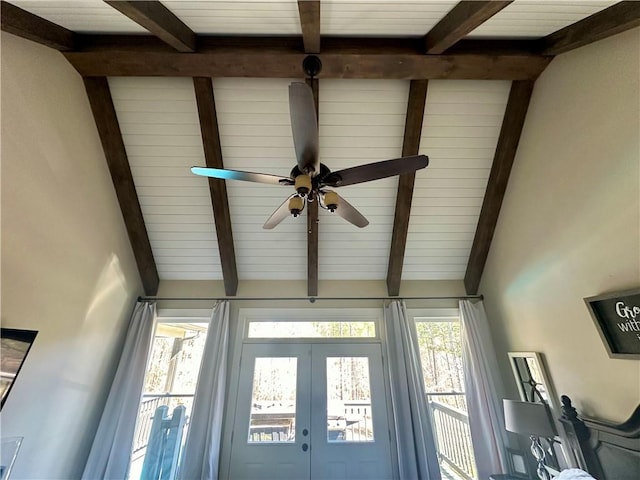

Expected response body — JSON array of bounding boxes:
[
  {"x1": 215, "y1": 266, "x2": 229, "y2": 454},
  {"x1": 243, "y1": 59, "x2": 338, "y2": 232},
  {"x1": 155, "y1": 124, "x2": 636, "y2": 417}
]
[
  {"x1": 507, "y1": 352, "x2": 560, "y2": 419},
  {"x1": 584, "y1": 288, "x2": 640, "y2": 359},
  {"x1": 507, "y1": 352, "x2": 577, "y2": 468},
  {"x1": 1, "y1": 328, "x2": 38, "y2": 409},
  {"x1": 506, "y1": 447, "x2": 530, "y2": 479}
]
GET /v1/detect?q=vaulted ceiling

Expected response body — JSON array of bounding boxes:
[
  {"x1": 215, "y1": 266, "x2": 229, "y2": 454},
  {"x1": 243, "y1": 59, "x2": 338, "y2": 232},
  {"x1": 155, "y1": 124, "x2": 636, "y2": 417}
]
[{"x1": 3, "y1": 0, "x2": 638, "y2": 297}]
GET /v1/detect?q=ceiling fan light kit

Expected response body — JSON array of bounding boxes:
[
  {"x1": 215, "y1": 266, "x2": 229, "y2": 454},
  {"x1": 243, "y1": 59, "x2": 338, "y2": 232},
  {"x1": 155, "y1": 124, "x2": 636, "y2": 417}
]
[
  {"x1": 288, "y1": 196, "x2": 305, "y2": 217},
  {"x1": 192, "y1": 57, "x2": 429, "y2": 229},
  {"x1": 323, "y1": 191, "x2": 339, "y2": 212},
  {"x1": 294, "y1": 174, "x2": 312, "y2": 196}
]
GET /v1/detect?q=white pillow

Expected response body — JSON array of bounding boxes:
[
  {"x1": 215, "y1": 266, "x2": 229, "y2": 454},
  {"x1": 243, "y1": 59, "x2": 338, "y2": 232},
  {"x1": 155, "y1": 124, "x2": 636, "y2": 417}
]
[{"x1": 555, "y1": 468, "x2": 596, "y2": 480}]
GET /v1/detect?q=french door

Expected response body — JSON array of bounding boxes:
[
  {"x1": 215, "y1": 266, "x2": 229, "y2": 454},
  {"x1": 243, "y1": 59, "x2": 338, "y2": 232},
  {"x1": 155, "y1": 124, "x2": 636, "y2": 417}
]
[{"x1": 227, "y1": 343, "x2": 393, "y2": 480}]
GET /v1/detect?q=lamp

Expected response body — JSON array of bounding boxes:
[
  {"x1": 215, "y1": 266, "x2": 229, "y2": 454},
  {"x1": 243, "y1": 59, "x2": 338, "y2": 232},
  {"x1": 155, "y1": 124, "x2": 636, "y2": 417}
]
[{"x1": 504, "y1": 399, "x2": 556, "y2": 480}]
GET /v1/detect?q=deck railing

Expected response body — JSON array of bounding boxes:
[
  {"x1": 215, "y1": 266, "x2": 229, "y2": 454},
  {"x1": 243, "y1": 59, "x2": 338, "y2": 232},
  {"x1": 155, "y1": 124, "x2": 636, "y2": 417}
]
[
  {"x1": 133, "y1": 393, "x2": 194, "y2": 455},
  {"x1": 133, "y1": 394, "x2": 476, "y2": 479},
  {"x1": 341, "y1": 400, "x2": 373, "y2": 441},
  {"x1": 428, "y1": 394, "x2": 477, "y2": 480}
]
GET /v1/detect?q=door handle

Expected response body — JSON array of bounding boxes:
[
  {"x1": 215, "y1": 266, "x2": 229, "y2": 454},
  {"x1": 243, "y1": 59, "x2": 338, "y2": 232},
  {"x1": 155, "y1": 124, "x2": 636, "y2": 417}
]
[{"x1": 302, "y1": 443, "x2": 309, "y2": 452}]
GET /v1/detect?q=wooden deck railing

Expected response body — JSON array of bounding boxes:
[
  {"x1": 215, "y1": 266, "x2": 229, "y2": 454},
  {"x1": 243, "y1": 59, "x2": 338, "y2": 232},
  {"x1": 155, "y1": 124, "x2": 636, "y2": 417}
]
[
  {"x1": 133, "y1": 394, "x2": 194, "y2": 455},
  {"x1": 133, "y1": 394, "x2": 476, "y2": 480},
  {"x1": 428, "y1": 394, "x2": 477, "y2": 480},
  {"x1": 342, "y1": 400, "x2": 373, "y2": 441}
]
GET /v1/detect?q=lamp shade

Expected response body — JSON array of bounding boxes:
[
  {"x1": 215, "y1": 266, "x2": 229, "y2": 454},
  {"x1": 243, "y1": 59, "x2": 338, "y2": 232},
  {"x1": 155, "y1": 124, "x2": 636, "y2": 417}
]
[{"x1": 503, "y1": 399, "x2": 556, "y2": 437}]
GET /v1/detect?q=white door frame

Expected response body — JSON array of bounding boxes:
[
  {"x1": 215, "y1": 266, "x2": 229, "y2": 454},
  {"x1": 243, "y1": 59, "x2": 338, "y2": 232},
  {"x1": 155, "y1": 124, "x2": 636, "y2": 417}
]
[{"x1": 219, "y1": 308, "x2": 399, "y2": 480}]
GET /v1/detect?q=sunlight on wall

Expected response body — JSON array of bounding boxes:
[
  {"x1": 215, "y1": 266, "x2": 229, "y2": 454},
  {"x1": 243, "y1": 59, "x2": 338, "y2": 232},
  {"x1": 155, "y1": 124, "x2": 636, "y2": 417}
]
[{"x1": 71, "y1": 254, "x2": 132, "y2": 382}]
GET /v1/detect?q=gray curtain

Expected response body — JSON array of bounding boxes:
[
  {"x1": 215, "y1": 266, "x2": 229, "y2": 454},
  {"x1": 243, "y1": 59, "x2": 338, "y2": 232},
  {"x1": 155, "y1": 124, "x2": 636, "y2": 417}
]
[
  {"x1": 82, "y1": 301, "x2": 156, "y2": 480},
  {"x1": 459, "y1": 299, "x2": 509, "y2": 479},
  {"x1": 383, "y1": 301, "x2": 442, "y2": 480},
  {"x1": 178, "y1": 301, "x2": 230, "y2": 480}
]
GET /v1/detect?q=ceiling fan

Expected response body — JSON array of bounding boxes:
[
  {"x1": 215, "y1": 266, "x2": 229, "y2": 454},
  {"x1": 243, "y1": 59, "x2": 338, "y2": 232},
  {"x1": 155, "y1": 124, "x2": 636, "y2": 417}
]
[{"x1": 191, "y1": 57, "x2": 429, "y2": 229}]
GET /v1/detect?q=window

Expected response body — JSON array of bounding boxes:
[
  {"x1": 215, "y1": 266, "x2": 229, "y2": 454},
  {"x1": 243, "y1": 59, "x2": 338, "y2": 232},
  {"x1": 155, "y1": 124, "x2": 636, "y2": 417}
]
[
  {"x1": 413, "y1": 309, "x2": 477, "y2": 480},
  {"x1": 128, "y1": 319, "x2": 209, "y2": 480},
  {"x1": 243, "y1": 308, "x2": 380, "y2": 340},
  {"x1": 248, "y1": 321, "x2": 375, "y2": 338},
  {"x1": 415, "y1": 317, "x2": 465, "y2": 409}
]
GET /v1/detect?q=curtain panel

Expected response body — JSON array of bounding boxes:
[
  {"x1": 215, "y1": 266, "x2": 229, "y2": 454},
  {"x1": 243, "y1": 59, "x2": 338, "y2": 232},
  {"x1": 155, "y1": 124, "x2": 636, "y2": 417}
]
[
  {"x1": 383, "y1": 301, "x2": 442, "y2": 480},
  {"x1": 82, "y1": 301, "x2": 156, "y2": 480},
  {"x1": 459, "y1": 299, "x2": 509, "y2": 479},
  {"x1": 178, "y1": 301, "x2": 230, "y2": 480}
]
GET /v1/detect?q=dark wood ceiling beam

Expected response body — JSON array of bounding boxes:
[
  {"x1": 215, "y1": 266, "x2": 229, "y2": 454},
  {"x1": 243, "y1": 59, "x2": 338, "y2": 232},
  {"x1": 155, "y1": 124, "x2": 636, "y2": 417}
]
[
  {"x1": 464, "y1": 80, "x2": 535, "y2": 295},
  {"x1": 64, "y1": 47, "x2": 551, "y2": 80},
  {"x1": 104, "y1": 0, "x2": 196, "y2": 52},
  {"x1": 540, "y1": 1, "x2": 640, "y2": 55},
  {"x1": 77, "y1": 35, "x2": 541, "y2": 55},
  {"x1": 387, "y1": 80, "x2": 429, "y2": 297},
  {"x1": 298, "y1": 0, "x2": 320, "y2": 53},
  {"x1": 83, "y1": 77, "x2": 159, "y2": 295},
  {"x1": 193, "y1": 77, "x2": 238, "y2": 296},
  {"x1": 1, "y1": 1, "x2": 75, "y2": 50},
  {"x1": 306, "y1": 77, "x2": 319, "y2": 296},
  {"x1": 424, "y1": 1, "x2": 513, "y2": 54}
]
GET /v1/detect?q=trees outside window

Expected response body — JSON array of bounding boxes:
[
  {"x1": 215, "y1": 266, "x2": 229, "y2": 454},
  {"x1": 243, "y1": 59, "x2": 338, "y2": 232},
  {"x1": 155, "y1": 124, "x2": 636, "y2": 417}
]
[{"x1": 414, "y1": 313, "x2": 477, "y2": 480}]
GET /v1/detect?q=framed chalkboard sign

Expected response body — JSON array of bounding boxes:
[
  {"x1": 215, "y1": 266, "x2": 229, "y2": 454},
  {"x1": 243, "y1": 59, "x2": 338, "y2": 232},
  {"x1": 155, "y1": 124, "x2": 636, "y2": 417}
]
[{"x1": 584, "y1": 288, "x2": 640, "y2": 359}]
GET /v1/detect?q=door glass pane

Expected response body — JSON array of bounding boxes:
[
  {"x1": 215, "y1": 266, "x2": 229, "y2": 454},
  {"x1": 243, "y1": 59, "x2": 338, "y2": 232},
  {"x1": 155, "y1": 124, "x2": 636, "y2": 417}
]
[
  {"x1": 248, "y1": 357, "x2": 297, "y2": 443},
  {"x1": 326, "y1": 357, "x2": 374, "y2": 442}
]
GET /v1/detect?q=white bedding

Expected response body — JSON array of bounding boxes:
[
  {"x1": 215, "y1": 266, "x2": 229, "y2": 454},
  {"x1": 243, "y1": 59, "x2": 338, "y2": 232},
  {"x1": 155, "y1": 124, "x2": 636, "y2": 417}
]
[{"x1": 554, "y1": 468, "x2": 597, "y2": 480}]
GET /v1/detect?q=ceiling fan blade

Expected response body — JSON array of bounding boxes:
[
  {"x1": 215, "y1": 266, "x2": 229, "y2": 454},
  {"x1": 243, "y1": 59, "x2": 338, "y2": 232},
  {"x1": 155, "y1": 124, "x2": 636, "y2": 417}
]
[
  {"x1": 191, "y1": 166, "x2": 293, "y2": 186},
  {"x1": 289, "y1": 82, "x2": 319, "y2": 174},
  {"x1": 321, "y1": 155, "x2": 429, "y2": 188},
  {"x1": 325, "y1": 192, "x2": 369, "y2": 228},
  {"x1": 263, "y1": 194, "x2": 302, "y2": 229}
]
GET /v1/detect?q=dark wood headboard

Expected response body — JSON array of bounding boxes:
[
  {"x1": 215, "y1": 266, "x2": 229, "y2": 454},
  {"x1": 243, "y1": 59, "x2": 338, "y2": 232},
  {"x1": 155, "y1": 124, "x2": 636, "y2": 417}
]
[{"x1": 559, "y1": 395, "x2": 640, "y2": 480}]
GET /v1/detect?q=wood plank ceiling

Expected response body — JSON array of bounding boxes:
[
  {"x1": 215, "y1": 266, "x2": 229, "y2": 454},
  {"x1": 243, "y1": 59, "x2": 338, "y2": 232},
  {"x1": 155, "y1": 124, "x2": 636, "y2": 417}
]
[{"x1": 2, "y1": 0, "x2": 639, "y2": 297}]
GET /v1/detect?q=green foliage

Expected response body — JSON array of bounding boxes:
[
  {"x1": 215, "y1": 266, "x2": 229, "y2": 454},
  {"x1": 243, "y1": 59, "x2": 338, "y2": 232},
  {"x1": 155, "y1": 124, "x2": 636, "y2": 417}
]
[
  {"x1": 143, "y1": 324, "x2": 207, "y2": 394},
  {"x1": 415, "y1": 320, "x2": 466, "y2": 410},
  {"x1": 251, "y1": 358, "x2": 297, "y2": 402}
]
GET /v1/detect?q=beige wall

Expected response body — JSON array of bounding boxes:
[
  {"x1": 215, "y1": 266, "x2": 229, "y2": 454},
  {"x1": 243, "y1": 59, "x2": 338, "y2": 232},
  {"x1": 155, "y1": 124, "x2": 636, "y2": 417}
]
[
  {"x1": 156, "y1": 279, "x2": 466, "y2": 361},
  {"x1": 1, "y1": 33, "x2": 143, "y2": 478},
  {"x1": 480, "y1": 28, "x2": 640, "y2": 423},
  {"x1": 156, "y1": 279, "x2": 466, "y2": 310}
]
